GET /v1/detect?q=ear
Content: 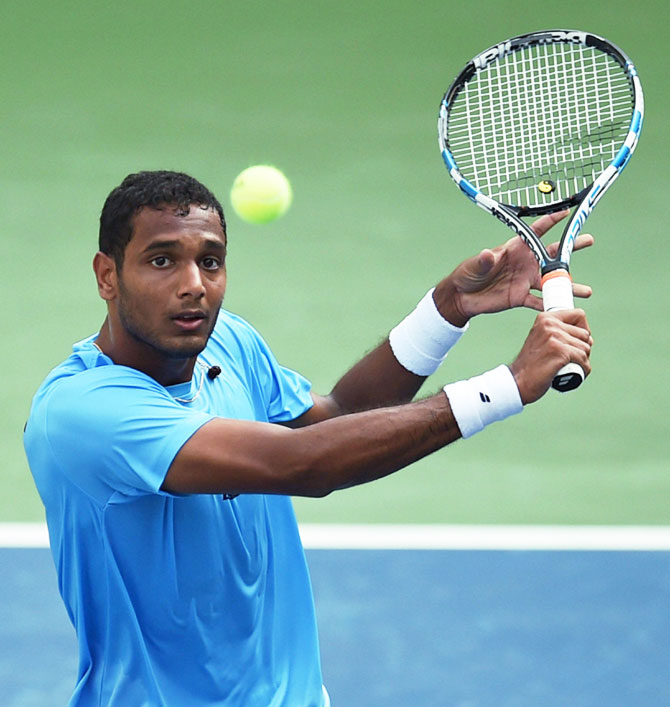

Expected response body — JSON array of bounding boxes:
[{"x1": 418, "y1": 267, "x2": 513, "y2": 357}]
[{"x1": 93, "y1": 252, "x2": 118, "y2": 301}]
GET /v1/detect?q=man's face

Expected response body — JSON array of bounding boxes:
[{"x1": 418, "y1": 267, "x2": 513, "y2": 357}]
[{"x1": 114, "y1": 205, "x2": 227, "y2": 361}]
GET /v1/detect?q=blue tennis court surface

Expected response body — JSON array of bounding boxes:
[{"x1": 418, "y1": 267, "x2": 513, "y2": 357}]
[{"x1": 2, "y1": 541, "x2": 670, "y2": 705}]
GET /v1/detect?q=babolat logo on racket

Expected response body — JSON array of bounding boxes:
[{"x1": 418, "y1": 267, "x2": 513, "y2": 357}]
[
  {"x1": 473, "y1": 31, "x2": 587, "y2": 69},
  {"x1": 473, "y1": 42, "x2": 513, "y2": 69},
  {"x1": 532, "y1": 30, "x2": 586, "y2": 45}
]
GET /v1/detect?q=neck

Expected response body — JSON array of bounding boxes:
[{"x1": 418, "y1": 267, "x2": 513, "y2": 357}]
[{"x1": 95, "y1": 317, "x2": 197, "y2": 386}]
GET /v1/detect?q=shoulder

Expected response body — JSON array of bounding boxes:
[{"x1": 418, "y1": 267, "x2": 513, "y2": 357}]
[
  {"x1": 207, "y1": 309, "x2": 276, "y2": 364},
  {"x1": 25, "y1": 352, "x2": 213, "y2": 503},
  {"x1": 27, "y1": 352, "x2": 209, "y2": 457},
  {"x1": 33, "y1": 337, "x2": 165, "y2": 401},
  {"x1": 211, "y1": 309, "x2": 266, "y2": 346},
  {"x1": 30, "y1": 352, "x2": 177, "y2": 437},
  {"x1": 46, "y1": 359, "x2": 166, "y2": 403}
]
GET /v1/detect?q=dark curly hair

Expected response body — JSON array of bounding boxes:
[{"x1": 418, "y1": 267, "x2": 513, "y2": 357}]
[{"x1": 99, "y1": 171, "x2": 226, "y2": 268}]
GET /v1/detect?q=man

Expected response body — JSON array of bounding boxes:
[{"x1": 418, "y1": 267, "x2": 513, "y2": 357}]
[{"x1": 24, "y1": 171, "x2": 593, "y2": 706}]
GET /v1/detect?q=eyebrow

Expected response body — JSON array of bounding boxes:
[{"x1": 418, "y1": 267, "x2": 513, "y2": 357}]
[{"x1": 141, "y1": 238, "x2": 226, "y2": 255}]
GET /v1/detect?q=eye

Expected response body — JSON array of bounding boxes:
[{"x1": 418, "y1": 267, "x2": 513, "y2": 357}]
[
  {"x1": 201, "y1": 256, "x2": 222, "y2": 271},
  {"x1": 150, "y1": 256, "x2": 172, "y2": 268}
]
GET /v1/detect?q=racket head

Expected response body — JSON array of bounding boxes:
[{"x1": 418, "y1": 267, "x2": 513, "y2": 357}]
[{"x1": 438, "y1": 30, "x2": 643, "y2": 222}]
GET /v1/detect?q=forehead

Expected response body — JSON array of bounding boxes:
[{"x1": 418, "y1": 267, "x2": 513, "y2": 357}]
[{"x1": 129, "y1": 205, "x2": 226, "y2": 249}]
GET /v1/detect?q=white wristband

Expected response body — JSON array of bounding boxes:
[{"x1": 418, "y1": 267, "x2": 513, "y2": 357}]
[
  {"x1": 443, "y1": 365, "x2": 523, "y2": 438},
  {"x1": 389, "y1": 288, "x2": 468, "y2": 376}
]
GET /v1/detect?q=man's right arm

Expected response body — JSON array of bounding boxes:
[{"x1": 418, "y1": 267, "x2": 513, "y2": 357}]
[
  {"x1": 161, "y1": 309, "x2": 592, "y2": 498},
  {"x1": 163, "y1": 391, "x2": 461, "y2": 498}
]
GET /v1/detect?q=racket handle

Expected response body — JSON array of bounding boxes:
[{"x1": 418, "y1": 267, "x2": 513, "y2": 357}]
[{"x1": 541, "y1": 270, "x2": 585, "y2": 393}]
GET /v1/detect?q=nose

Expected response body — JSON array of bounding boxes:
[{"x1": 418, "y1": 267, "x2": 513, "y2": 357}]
[{"x1": 177, "y1": 262, "x2": 206, "y2": 299}]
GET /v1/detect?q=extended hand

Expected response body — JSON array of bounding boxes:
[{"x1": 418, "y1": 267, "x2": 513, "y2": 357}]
[{"x1": 432, "y1": 212, "x2": 594, "y2": 326}]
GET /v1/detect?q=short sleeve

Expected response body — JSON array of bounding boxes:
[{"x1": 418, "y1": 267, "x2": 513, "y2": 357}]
[
  {"x1": 261, "y1": 353, "x2": 314, "y2": 423},
  {"x1": 42, "y1": 367, "x2": 214, "y2": 503},
  {"x1": 212, "y1": 311, "x2": 314, "y2": 423}
]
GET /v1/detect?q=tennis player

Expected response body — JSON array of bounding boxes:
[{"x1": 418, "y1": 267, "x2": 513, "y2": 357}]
[{"x1": 24, "y1": 171, "x2": 593, "y2": 706}]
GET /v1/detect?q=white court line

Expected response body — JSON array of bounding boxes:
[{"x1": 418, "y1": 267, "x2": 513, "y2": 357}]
[
  {"x1": 3, "y1": 523, "x2": 670, "y2": 551},
  {"x1": 299, "y1": 524, "x2": 670, "y2": 551},
  {"x1": 0, "y1": 523, "x2": 50, "y2": 547}
]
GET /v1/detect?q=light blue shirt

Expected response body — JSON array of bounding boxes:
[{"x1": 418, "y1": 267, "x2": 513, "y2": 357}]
[{"x1": 24, "y1": 310, "x2": 326, "y2": 706}]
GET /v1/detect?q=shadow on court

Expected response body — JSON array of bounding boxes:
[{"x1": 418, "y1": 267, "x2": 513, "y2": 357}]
[{"x1": 2, "y1": 549, "x2": 669, "y2": 706}]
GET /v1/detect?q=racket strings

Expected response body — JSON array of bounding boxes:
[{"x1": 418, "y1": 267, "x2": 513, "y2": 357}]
[{"x1": 446, "y1": 42, "x2": 634, "y2": 208}]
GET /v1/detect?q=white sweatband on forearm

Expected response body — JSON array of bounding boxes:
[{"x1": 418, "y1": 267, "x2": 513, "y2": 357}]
[
  {"x1": 443, "y1": 364, "x2": 523, "y2": 439},
  {"x1": 388, "y1": 288, "x2": 469, "y2": 376}
]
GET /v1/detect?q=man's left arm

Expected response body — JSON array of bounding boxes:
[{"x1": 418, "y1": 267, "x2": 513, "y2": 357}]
[{"x1": 290, "y1": 213, "x2": 594, "y2": 427}]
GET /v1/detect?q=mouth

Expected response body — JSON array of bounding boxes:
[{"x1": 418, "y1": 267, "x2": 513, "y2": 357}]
[{"x1": 171, "y1": 310, "x2": 208, "y2": 332}]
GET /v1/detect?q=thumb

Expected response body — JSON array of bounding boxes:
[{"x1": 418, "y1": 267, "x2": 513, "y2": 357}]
[{"x1": 474, "y1": 249, "x2": 496, "y2": 277}]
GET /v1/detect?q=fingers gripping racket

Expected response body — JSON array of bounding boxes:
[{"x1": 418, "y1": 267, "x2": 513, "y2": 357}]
[{"x1": 438, "y1": 30, "x2": 643, "y2": 391}]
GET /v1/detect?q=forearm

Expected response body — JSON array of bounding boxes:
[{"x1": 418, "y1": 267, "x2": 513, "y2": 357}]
[
  {"x1": 163, "y1": 392, "x2": 461, "y2": 498},
  {"x1": 292, "y1": 394, "x2": 460, "y2": 494},
  {"x1": 327, "y1": 340, "x2": 426, "y2": 413},
  {"x1": 313, "y1": 290, "x2": 467, "y2": 420}
]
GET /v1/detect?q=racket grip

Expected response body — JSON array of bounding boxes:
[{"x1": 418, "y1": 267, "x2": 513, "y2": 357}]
[{"x1": 541, "y1": 270, "x2": 585, "y2": 393}]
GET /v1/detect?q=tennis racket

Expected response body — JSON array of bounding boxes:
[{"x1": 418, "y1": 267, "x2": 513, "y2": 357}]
[{"x1": 438, "y1": 30, "x2": 644, "y2": 391}]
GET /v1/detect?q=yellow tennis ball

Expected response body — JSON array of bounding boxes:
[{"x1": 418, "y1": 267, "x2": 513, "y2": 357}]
[{"x1": 230, "y1": 165, "x2": 293, "y2": 224}]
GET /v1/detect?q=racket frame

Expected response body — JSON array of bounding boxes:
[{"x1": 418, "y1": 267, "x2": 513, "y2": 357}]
[
  {"x1": 438, "y1": 30, "x2": 643, "y2": 390},
  {"x1": 438, "y1": 29, "x2": 644, "y2": 275}
]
